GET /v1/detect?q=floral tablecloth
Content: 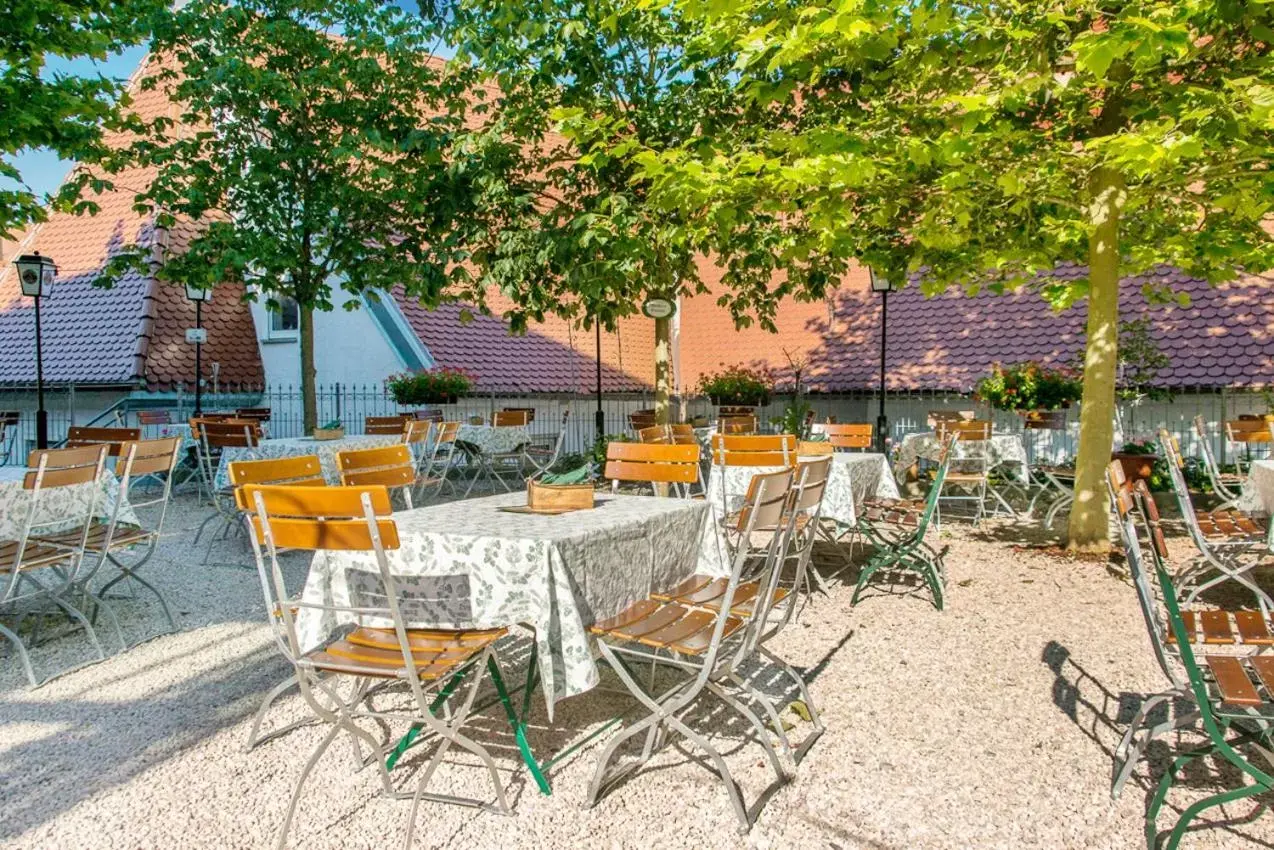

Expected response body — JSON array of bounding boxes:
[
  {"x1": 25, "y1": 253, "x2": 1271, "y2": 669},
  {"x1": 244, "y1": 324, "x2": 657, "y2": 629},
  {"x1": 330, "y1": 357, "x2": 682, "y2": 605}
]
[
  {"x1": 455, "y1": 424, "x2": 533, "y2": 455},
  {"x1": 1237, "y1": 459, "x2": 1274, "y2": 516},
  {"x1": 0, "y1": 467, "x2": 139, "y2": 539},
  {"x1": 295, "y1": 491, "x2": 712, "y2": 713},
  {"x1": 214, "y1": 434, "x2": 400, "y2": 490},
  {"x1": 893, "y1": 432, "x2": 1030, "y2": 484}
]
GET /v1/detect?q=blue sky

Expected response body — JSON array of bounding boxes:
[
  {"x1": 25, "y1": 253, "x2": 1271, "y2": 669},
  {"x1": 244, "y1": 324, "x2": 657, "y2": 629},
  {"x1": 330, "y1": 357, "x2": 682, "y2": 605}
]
[{"x1": 5, "y1": 46, "x2": 150, "y2": 199}]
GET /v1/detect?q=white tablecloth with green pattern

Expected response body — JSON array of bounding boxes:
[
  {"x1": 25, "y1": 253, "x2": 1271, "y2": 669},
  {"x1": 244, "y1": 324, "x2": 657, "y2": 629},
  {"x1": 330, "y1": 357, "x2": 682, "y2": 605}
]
[
  {"x1": 1238, "y1": 459, "x2": 1274, "y2": 516},
  {"x1": 893, "y1": 432, "x2": 1029, "y2": 484},
  {"x1": 295, "y1": 491, "x2": 713, "y2": 714},
  {"x1": 0, "y1": 467, "x2": 139, "y2": 539},
  {"x1": 213, "y1": 434, "x2": 400, "y2": 490},
  {"x1": 455, "y1": 424, "x2": 533, "y2": 455}
]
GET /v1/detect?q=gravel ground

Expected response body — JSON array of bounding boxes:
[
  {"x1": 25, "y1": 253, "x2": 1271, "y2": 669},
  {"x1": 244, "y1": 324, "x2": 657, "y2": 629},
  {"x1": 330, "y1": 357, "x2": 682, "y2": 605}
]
[{"x1": 2, "y1": 490, "x2": 1273, "y2": 849}]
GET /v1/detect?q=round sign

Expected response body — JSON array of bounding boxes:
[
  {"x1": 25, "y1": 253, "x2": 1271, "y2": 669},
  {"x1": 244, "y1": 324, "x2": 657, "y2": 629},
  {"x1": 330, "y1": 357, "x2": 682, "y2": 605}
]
[{"x1": 642, "y1": 298, "x2": 675, "y2": 319}]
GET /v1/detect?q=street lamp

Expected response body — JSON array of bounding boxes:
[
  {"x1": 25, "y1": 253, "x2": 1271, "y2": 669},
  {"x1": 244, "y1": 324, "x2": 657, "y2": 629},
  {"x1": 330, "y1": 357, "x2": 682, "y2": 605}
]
[
  {"x1": 185, "y1": 284, "x2": 212, "y2": 416},
  {"x1": 13, "y1": 252, "x2": 57, "y2": 449},
  {"x1": 869, "y1": 266, "x2": 898, "y2": 453}
]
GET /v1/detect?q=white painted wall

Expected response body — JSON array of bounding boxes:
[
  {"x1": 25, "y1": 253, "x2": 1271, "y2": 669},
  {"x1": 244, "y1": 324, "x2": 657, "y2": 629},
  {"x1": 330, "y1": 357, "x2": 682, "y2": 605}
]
[{"x1": 248, "y1": 287, "x2": 415, "y2": 390}]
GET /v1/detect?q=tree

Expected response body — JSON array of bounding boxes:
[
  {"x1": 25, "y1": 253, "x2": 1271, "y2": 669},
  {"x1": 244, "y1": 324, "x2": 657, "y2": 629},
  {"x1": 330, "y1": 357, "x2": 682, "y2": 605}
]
[
  {"x1": 98, "y1": 0, "x2": 484, "y2": 432},
  {"x1": 631, "y1": 0, "x2": 1274, "y2": 551},
  {"x1": 435, "y1": 0, "x2": 841, "y2": 424},
  {"x1": 1, "y1": 0, "x2": 160, "y2": 238}
]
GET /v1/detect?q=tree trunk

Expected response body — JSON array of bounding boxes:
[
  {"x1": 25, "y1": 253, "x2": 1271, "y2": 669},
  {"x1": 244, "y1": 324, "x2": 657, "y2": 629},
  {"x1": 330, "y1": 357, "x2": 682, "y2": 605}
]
[
  {"x1": 300, "y1": 303, "x2": 318, "y2": 435},
  {"x1": 654, "y1": 314, "x2": 672, "y2": 426},
  {"x1": 1067, "y1": 166, "x2": 1125, "y2": 553}
]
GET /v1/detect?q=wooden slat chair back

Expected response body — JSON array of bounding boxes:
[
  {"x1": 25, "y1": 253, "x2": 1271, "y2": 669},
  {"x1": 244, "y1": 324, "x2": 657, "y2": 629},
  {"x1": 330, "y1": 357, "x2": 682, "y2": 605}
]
[
  {"x1": 936, "y1": 419, "x2": 992, "y2": 442},
  {"x1": 1227, "y1": 419, "x2": 1274, "y2": 443},
  {"x1": 136, "y1": 410, "x2": 173, "y2": 427},
  {"x1": 718, "y1": 405, "x2": 758, "y2": 419},
  {"x1": 403, "y1": 419, "x2": 433, "y2": 446},
  {"x1": 336, "y1": 444, "x2": 416, "y2": 510},
  {"x1": 628, "y1": 409, "x2": 658, "y2": 433},
  {"x1": 823, "y1": 422, "x2": 873, "y2": 451},
  {"x1": 242, "y1": 483, "x2": 516, "y2": 834},
  {"x1": 229, "y1": 455, "x2": 326, "y2": 512},
  {"x1": 235, "y1": 407, "x2": 272, "y2": 423},
  {"x1": 668, "y1": 423, "x2": 697, "y2": 445},
  {"x1": 605, "y1": 441, "x2": 700, "y2": 495},
  {"x1": 365, "y1": 415, "x2": 410, "y2": 436},
  {"x1": 719, "y1": 415, "x2": 758, "y2": 435},
  {"x1": 198, "y1": 419, "x2": 262, "y2": 449},
  {"x1": 65, "y1": 426, "x2": 142, "y2": 456},
  {"x1": 927, "y1": 409, "x2": 976, "y2": 429},
  {"x1": 711, "y1": 433, "x2": 796, "y2": 467},
  {"x1": 637, "y1": 424, "x2": 669, "y2": 444},
  {"x1": 413, "y1": 409, "x2": 445, "y2": 422},
  {"x1": 493, "y1": 409, "x2": 530, "y2": 427},
  {"x1": 499, "y1": 407, "x2": 536, "y2": 425}
]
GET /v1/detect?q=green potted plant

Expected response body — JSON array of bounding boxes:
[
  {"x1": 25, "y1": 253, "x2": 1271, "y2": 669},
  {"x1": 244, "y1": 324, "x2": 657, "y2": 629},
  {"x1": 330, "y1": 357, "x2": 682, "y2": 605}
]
[
  {"x1": 698, "y1": 365, "x2": 772, "y2": 407},
  {"x1": 974, "y1": 361, "x2": 1083, "y2": 427},
  {"x1": 385, "y1": 367, "x2": 474, "y2": 406}
]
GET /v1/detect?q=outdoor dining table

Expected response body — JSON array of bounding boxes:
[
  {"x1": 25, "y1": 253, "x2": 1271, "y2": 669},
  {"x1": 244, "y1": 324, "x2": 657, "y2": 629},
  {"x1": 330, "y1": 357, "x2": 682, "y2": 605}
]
[
  {"x1": 0, "y1": 465, "x2": 139, "y2": 539},
  {"x1": 455, "y1": 423, "x2": 533, "y2": 455},
  {"x1": 293, "y1": 490, "x2": 715, "y2": 715},
  {"x1": 213, "y1": 434, "x2": 400, "y2": 490},
  {"x1": 893, "y1": 431, "x2": 1030, "y2": 484},
  {"x1": 1237, "y1": 459, "x2": 1274, "y2": 516}
]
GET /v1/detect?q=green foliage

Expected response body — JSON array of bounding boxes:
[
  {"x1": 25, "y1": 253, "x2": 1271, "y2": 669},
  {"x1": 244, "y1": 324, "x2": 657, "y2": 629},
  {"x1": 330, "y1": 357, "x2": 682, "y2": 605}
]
[
  {"x1": 1116, "y1": 318, "x2": 1172, "y2": 402},
  {"x1": 1, "y1": 0, "x2": 161, "y2": 237},
  {"x1": 385, "y1": 367, "x2": 475, "y2": 405},
  {"x1": 697, "y1": 365, "x2": 772, "y2": 406},
  {"x1": 432, "y1": 0, "x2": 838, "y2": 336},
  {"x1": 772, "y1": 396, "x2": 812, "y2": 439},
  {"x1": 975, "y1": 362, "x2": 1083, "y2": 412}
]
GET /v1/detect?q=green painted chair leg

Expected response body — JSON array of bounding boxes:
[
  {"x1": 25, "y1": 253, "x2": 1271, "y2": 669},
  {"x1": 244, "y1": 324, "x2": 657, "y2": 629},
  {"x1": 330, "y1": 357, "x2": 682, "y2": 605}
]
[
  {"x1": 1146, "y1": 744, "x2": 1216, "y2": 848},
  {"x1": 487, "y1": 655, "x2": 551, "y2": 795},
  {"x1": 385, "y1": 666, "x2": 469, "y2": 771},
  {"x1": 1163, "y1": 783, "x2": 1266, "y2": 850}
]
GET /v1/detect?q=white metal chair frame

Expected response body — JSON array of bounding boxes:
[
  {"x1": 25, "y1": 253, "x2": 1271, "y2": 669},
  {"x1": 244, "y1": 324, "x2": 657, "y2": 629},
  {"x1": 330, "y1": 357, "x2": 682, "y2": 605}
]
[
  {"x1": 1159, "y1": 430, "x2": 1274, "y2": 617},
  {"x1": 1, "y1": 446, "x2": 111, "y2": 686},
  {"x1": 524, "y1": 407, "x2": 571, "y2": 479},
  {"x1": 419, "y1": 420, "x2": 465, "y2": 497},
  {"x1": 1194, "y1": 415, "x2": 1245, "y2": 511},
  {"x1": 935, "y1": 425, "x2": 1014, "y2": 525},
  {"x1": 586, "y1": 468, "x2": 795, "y2": 833},
  {"x1": 192, "y1": 420, "x2": 260, "y2": 544},
  {"x1": 246, "y1": 485, "x2": 515, "y2": 848}
]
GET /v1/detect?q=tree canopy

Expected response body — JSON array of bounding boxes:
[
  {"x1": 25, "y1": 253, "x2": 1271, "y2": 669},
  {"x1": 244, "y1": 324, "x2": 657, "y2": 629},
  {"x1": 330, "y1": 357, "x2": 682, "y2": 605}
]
[{"x1": 1, "y1": 0, "x2": 161, "y2": 238}]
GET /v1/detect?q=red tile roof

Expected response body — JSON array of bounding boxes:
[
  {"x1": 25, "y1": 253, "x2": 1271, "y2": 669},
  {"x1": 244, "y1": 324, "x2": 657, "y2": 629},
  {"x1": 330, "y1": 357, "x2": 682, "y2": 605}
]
[
  {"x1": 680, "y1": 263, "x2": 1274, "y2": 393},
  {"x1": 0, "y1": 55, "x2": 263, "y2": 389},
  {"x1": 394, "y1": 288, "x2": 655, "y2": 392}
]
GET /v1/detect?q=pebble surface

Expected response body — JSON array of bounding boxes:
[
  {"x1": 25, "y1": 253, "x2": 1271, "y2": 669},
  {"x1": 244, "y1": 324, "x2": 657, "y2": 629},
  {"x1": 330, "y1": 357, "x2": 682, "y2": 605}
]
[{"x1": 1, "y1": 494, "x2": 1271, "y2": 849}]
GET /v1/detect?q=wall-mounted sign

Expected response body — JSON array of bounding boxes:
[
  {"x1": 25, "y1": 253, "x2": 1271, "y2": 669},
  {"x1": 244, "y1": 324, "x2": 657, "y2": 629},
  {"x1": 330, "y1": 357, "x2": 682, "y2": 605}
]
[
  {"x1": 641, "y1": 298, "x2": 675, "y2": 319},
  {"x1": 185, "y1": 328, "x2": 208, "y2": 344}
]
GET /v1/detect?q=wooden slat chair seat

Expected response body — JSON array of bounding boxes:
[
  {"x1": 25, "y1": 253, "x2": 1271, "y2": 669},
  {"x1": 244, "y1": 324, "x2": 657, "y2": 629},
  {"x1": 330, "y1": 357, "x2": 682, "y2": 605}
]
[
  {"x1": 652, "y1": 575, "x2": 790, "y2": 619},
  {"x1": 66, "y1": 426, "x2": 141, "y2": 456},
  {"x1": 0, "y1": 539, "x2": 72, "y2": 571},
  {"x1": 589, "y1": 600, "x2": 744, "y2": 655},
  {"x1": 311, "y1": 626, "x2": 508, "y2": 681},
  {"x1": 860, "y1": 497, "x2": 928, "y2": 528},
  {"x1": 365, "y1": 415, "x2": 410, "y2": 436},
  {"x1": 1195, "y1": 509, "x2": 1266, "y2": 539}
]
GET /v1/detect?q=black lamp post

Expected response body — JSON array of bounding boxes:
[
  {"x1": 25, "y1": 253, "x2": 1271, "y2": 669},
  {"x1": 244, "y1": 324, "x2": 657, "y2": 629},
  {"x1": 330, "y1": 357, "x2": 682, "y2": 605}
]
[
  {"x1": 185, "y1": 283, "x2": 212, "y2": 416},
  {"x1": 13, "y1": 252, "x2": 56, "y2": 449},
  {"x1": 869, "y1": 267, "x2": 897, "y2": 453},
  {"x1": 594, "y1": 319, "x2": 605, "y2": 443}
]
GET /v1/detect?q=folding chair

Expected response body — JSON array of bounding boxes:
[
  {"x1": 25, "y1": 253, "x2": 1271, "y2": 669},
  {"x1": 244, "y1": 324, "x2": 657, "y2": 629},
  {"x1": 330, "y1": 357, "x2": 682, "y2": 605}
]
[
  {"x1": 656, "y1": 458, "x2": 831, "y2": 764},
  {"x1": 719, "y1": 415, "x2": 758, "y2": 435},
  {"x1": 2, "y1": 446, "x2": 110, "y2": 686},
  {"x1": 65, "y1": 425, "x2": 141, "y2": 457},
  {"x1": 710, "y1": 433, "x2": 796, "y2": 516},
  {"x1": 524, "y1": 407, "x2": 570, "y2": 479},
  {"x1": 822, "y1": 422, "x2": 873, "y2": 452},
  {"x1": 604, "y1": 442, "x2": 701, "y2": 498},
  {"x1": 365, "y1": 415, "x2": 410, "y2": 436},
  {"x1": 637, "y1": 424, "x2": 669, "y2": 444},
  {"x1": 463, "y1": 415, "x2": 533, "y2": 497},
  {"x1": 854, "y1": 436, "x2": 955, "y2": 610},
  {"x1": 668, "y1": 423, "x2": 697, "y2": 445},
  {"x1": 419, "y1": 421, "x2": 464, "y2": 497},
  {"x1": 336, "y1": 444, "x2": 416, "y2": 510},
  {"x1": 1159, "y1": 430, "x2": 1273, "y2": 616},
  {"x1": 935, "y1": 420, "x2": 1012, "y2": 525},
  {"x1": 629, "y1": 408, "x2": 658, "y2": 435},
  {"x1": 40, "y1": 438, "x2": 183, "y2": 646},
  {"x1": 0, "y1": 411, "x2": 21, "y2": 466},
  {"x1": 1226, "y1": 418, "x2": 1274, "y2": 476},
  {"x1": 1195, "y1": 415, "x2": 1246, "y2": 511},
  {"x1": 586, "y1": 468, "x2": 794, "y2": 832},
  {"x1": 1146, "y1": 561, "x2": 1274, "y2": 850},
  {"x1": 244, "y1": 484, "x2": 518, "y2": 846},
  {"x1": 192, "y1": 418, "x2": 262, "y2": 545}
]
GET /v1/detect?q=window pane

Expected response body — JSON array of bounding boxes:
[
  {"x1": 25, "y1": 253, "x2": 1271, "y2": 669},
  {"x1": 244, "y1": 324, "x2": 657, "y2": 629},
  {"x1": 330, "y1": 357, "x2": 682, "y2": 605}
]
[{"x1": 271, "y1": 297, "x2": 300, "y2": 332}]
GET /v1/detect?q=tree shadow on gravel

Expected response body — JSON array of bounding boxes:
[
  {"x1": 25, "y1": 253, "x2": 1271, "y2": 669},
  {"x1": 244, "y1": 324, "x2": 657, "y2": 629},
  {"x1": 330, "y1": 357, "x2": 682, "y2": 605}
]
[{"x1": 1041, "y1": 640, "x2": 1274, "y2": 848}]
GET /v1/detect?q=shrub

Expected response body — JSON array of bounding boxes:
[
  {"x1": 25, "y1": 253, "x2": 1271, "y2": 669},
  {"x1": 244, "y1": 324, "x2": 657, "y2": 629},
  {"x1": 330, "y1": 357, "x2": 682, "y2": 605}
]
[
  {"x1": 698, "y1": 365, "x2": 772, "y2": 406},
  {"x1": 974, "y1": 361, "x2": 1082, "y2": 412},
  {"x1": 385, "y1": 367, "x2": 475, "y2": 404}
]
